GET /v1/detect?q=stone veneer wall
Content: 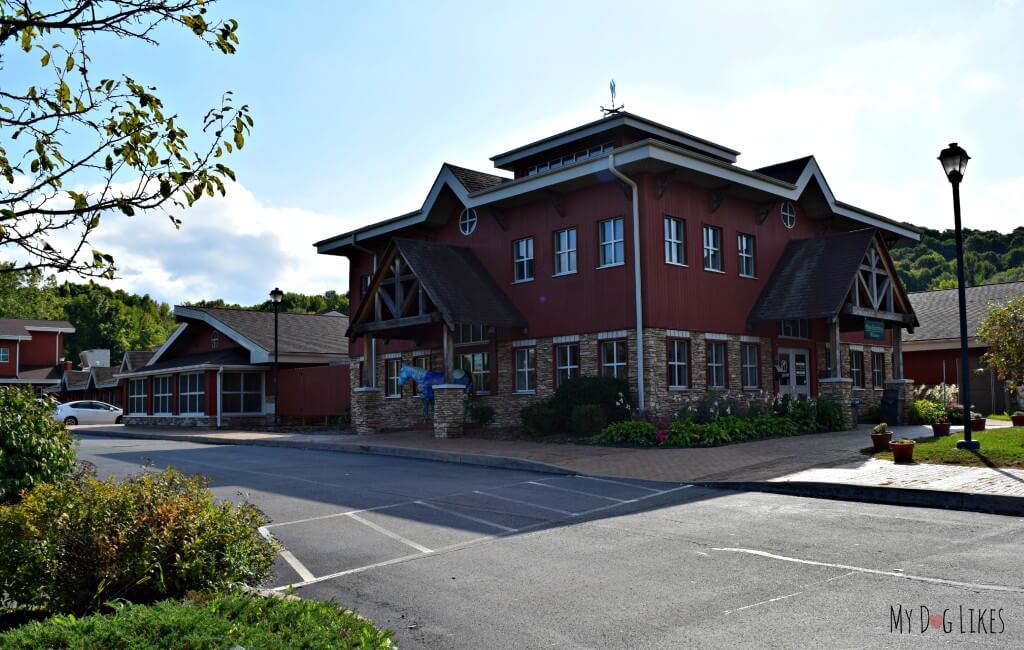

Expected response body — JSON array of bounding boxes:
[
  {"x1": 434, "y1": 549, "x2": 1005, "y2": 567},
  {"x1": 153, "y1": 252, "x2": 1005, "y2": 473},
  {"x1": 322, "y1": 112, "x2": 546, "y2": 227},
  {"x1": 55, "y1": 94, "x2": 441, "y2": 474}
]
[
  {"x1": 816, "y1": 341, "x2": 895, "y2": 420},
  {"x1": 642, "y1": 328, "x2": 775, "y2": 419},
  {"x1": 432, "y1": 385, "x2": 466, "y2": 437},
  {"x1": 123, "y1": 415, "x2": 216, "y2": 428}
]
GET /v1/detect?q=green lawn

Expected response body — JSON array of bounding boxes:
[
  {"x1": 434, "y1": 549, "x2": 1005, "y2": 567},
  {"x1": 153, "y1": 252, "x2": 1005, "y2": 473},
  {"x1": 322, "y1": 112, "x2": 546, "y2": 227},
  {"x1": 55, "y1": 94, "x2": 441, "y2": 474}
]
[
  {"x1": 869, "y1": 426, "x2": 1024, "y2": 468},
  {"x1": 988, "y1": 412, "x2": 1011, "y2": 421}
]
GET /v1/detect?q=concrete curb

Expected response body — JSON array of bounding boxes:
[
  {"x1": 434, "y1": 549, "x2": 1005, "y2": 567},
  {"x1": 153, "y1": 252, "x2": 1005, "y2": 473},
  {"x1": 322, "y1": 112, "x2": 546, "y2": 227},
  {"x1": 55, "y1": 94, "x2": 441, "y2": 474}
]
[
  {"x1": 697, "y1": 480, "x2": 1024, "y2": 517},
  {"x1": 77, "y1": 428, "x2": 577, "y2": 477}
]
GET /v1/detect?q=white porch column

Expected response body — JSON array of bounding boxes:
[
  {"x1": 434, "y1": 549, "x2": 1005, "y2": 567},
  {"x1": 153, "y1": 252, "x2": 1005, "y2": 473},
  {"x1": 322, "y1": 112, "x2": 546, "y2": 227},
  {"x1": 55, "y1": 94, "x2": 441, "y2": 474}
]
[{"x1": 892, "y1": 326, "x2": 904, "y2": 380}]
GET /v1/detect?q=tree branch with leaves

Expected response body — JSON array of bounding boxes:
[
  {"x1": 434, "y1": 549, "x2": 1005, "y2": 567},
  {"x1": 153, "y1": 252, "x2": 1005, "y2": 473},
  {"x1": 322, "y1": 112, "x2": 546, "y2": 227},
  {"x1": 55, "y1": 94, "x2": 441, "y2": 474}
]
[
  {"x1": 979, "y1": 295, "x2": 1024, "y2": 393},
  {"x1": 0, "y1": 0, "x2": 251, "y2": 278}
]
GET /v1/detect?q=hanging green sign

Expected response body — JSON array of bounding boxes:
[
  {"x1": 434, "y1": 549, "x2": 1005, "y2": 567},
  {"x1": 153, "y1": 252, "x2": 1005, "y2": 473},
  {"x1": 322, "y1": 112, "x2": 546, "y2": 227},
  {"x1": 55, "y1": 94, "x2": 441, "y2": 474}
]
[{"x1": 864, "y1": 318, "x2": 885, "y2": 341}]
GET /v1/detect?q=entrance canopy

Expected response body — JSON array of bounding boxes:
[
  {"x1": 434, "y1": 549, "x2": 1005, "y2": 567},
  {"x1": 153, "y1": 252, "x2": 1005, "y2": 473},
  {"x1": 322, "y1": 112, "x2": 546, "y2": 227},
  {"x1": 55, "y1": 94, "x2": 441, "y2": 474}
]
[
  {"x1": 348, "y1": 238, "x2": 528, "y2": 339},
  {"x1": 748, "y1": 229, "x2": 918, "y2": 331}
]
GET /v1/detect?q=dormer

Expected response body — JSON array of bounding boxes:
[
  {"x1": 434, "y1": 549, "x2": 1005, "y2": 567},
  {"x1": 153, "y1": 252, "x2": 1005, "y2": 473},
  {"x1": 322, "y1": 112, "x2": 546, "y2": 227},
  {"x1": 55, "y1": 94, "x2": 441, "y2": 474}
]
[{"x1": 490, "y1": 112, "x2": 740, "y2": 178}]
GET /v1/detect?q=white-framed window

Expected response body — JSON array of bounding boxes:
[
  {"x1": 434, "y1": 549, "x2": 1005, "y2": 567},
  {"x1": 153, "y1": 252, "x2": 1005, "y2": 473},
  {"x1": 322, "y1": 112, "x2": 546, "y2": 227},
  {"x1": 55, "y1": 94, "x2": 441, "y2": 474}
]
[
  {"x1": 455, "y1": 324, "x2": 488, "y2": 345},
  {"x1": 741, "y1": 343, "x2": 759, "y2": 389},
  {"x1": 178, "y1": 373, "x2": 205, "y2": 414},
  {"x1": 411, "y1": 354, "x2": 429, "y2": 390},
  {"x1": 513, "y1": 237, "x2": 534, "y2": 282},
  {"x1": 457, "y1": 352, "x2": 490, "y2": 393},
  {"x1": 525, "y1": 143, "x2": 614, "y2": 176},
  {"x1": 0, "y1": 347, "x2": 8, "y2": 363},
  {"x1": 555, "y1": 343, "x2": 580, "y2": 387},
  {"x1": 664, "y1": 216, "x2": 686, "y2": 266},
  {"x1": 210, "y1": 333, "x2": 220, "y2": 349},
  {"x1": 553, "y1": 227, "x2": 577, "y2": 275},
  {"x1": 153, "y1": 375, "x2": 173, "y2": 414},
  {"x1": 514, "y1": 347, "x2": 536, "y2": 393},
  {"x1": 707, "y1": 342, "x2": 726, "y2": 389},
  {"x1": 459, "y1": 208, "x2": 478, "y2": 236},
  {"x1": 703, "y1": 225, "x2": 722, "y2": 271},
  {"x1": 128, "y1": 378, "x2": 147, "y2": 414},
  {"x1": 872, "y1": 351, "x2": 885, "y2": 388},
  {"x1": 778, "y1": 320, "x2": 809, "y2": 338},
  {"x1": 850, "y1": 351, "x2": 864, "y2": 389},
  {"x1": 781, "y1": 201, "x2": 797, "y2": 229},
  {"x1": 598, "y1": 217, "x2": 624, "y2": 267},
  {"x1": 385, "y1": 358, "x2": 401, "y2": 397},
  {"x1": 600, "y1": 340, "x2": 627, "y2": 379},
  {"x1": 737, "y1": 233, "x2": 756, "y2": 278},
  {"x1": 222, "y1": 372, "x2": 262, "y2": 414},
  {"x1": 668, "y1": 339, "x2": 689, "y2": 389}
]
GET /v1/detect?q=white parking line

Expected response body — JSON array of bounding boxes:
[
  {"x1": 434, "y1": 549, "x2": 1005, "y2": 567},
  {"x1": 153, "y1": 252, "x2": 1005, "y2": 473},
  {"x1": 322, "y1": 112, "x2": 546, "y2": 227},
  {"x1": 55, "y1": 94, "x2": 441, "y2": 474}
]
[
  {"x1": 572, "y1": 476, "x2": 663, "y2": 492},
  {"x1": 414, "y1": 500, "x2": 517, "y2": 533},
  {"x1": 271, "y1": 482, "x2": 696, "y2": 591},
  {"x1": 259, "y1": 526, "x2": 316, "y2": 583},
  {"x1": 346, "y1": 512, "x2": 433, "y2": 554},
  {"x1": 473, "y1": 490, "x2": 575, "y2": 515},
  {"x1": 526, "y1": 480, "x2": 627, "y2": 502}
]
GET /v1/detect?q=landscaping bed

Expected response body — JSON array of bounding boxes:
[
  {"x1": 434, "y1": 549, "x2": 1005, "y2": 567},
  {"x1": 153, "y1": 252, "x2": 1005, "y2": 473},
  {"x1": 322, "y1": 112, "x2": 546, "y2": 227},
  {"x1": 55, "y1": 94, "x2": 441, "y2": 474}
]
[
  {"x1": 868, "y1": 426, "x2": 1024, "y2": 468},
  {"x1": 0, "y1": 592, "x2": 393, "y2": 649}
]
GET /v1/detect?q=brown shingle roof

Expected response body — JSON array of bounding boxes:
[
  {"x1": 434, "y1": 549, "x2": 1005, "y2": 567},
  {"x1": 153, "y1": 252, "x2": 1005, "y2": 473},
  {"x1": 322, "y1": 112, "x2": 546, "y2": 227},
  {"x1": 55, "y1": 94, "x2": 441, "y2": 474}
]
[
  {"x1": 92, "y1": 366, "x2": 119, "y2": 387},
  {"x1": 137, "y1": 348, "x2": 251, "y2": 373},
  {"x1": 62, "y1": 370, "x2": 91, "y2": 390},
  {"x1": 16, "y1": 366, "x2": 62, "y2": 381},
  {"x1": 178, "y1": 307, "x2": 349, "y2": 356},
  {"x1": 906, "y1": 281, "x2": 1024, "y2": 342},
  {"x1": 0, "y1": 318, "x2": 74, "y2": 338},
  {"x1": 748, "y1": 229, "x2": 915, "y2": 324},
  {"x1": 444, "y1": 164, "x2": 508, "y2": 193},
  {"x1": 123, "y1": 350, "x2": 155, "y2": 371}
]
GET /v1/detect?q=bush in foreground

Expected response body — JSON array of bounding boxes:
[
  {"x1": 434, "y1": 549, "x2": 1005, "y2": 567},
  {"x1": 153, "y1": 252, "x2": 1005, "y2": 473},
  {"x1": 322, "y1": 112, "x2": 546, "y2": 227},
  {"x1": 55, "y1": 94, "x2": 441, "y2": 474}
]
[
  {"x1": 0, "y1": 467, "x2": 277, "y2": 615},
  {"x1": 569, "y1": 404, "x2": 606, "y2": 437},
  {"x1": 520, "y1": 403, "x2": 558, "y2": 436},
  {"x1": 0, "y1": 387, "x2": 75, "y2": 503},
  {"x1": 549, "y1": 376, "x2": 632, "y2": 429},
  {"x1": 0, "y1": 592, "x2": 393, "y2": 649}
]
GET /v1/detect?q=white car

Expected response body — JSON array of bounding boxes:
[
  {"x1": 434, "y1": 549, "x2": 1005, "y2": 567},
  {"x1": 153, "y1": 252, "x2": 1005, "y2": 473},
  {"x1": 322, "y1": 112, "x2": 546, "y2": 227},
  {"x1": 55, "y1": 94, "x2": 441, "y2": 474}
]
[{"x1": 54, "y1": 400, "x2": 124, "y2": 425}]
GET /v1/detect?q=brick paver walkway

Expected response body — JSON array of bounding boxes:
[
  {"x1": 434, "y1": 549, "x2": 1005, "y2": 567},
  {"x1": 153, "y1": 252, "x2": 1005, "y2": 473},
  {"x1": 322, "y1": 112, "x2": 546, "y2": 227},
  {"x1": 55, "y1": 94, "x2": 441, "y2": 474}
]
[{"x1": 80, "y1": 420, "x2": 1020, "y2": 498}]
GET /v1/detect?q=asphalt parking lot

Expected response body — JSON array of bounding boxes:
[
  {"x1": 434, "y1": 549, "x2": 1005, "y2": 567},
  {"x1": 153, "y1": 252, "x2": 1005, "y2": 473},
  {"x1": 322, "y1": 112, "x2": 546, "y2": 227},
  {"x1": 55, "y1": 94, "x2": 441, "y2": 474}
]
[{"x1": 77, "y1": 434, "x2": 1024, "y2": 649}]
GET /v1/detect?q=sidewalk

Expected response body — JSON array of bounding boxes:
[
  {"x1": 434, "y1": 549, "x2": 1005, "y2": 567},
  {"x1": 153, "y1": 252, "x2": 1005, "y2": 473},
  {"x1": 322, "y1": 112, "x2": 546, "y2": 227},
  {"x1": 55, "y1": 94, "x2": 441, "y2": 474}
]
[{"x1": 78, "y1": 419, "x2": 1023, "y2": 514}]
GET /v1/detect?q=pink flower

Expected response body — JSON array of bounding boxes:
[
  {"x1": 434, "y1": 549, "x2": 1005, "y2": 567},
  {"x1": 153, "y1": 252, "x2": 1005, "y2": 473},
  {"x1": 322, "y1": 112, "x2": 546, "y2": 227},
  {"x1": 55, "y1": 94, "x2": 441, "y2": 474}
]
[{"x1": 656, "y1": 430, "x2": 668, "y2": 442}]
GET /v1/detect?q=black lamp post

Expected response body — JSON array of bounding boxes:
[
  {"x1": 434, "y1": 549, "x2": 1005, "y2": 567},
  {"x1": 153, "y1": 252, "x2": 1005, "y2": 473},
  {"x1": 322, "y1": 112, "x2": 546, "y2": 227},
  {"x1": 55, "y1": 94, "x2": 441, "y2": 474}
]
[
  {"x1": 270, "y1": 287, "x2": 284, "y2": 430},
  {"x1": 938, "y1": 143, "x2": 979, "y2": 450}
]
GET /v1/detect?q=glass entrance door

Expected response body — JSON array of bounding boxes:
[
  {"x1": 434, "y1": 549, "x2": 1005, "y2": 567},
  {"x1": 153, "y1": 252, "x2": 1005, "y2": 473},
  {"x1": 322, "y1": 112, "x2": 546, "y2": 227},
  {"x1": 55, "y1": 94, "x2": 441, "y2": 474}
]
[{"x1": 777, "y1": 348, "x2": 810, "y2": 397}]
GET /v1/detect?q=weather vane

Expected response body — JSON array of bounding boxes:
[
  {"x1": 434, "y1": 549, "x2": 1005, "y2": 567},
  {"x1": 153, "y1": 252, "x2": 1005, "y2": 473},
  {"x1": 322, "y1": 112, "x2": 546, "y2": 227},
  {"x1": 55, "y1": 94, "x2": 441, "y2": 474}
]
[{"x1": 600, "y1": 79, "x2": 624, "y2": 116}]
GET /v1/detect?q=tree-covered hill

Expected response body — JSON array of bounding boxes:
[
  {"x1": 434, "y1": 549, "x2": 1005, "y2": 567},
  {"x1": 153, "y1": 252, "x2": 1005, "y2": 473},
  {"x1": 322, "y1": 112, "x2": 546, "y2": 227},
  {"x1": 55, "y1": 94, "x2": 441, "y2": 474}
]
[
  {"x1": 890, "y1": 226, "x2": 1024, "y2": 292},
  {"x1": 0, "y1": 267, "x2": 348, "y2": 364}
]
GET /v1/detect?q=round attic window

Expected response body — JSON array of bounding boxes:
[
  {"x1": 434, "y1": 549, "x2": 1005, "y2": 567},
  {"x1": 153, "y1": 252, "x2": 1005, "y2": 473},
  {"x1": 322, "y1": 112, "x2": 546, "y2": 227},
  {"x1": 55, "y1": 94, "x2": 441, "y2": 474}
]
[
  {"x1": 459, "y1": 208, "x2": 478, "y2": 236},
  {"x1": 781, "y1": 201, "x2": 796, "y2": 229}
]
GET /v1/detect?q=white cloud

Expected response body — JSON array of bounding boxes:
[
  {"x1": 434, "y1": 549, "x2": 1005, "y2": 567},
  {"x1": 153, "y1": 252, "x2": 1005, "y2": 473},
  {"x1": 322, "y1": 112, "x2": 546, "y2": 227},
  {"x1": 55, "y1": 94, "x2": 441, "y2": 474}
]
[{"x1": 60, "y1": 183, "x2": 355, "y2": 305}]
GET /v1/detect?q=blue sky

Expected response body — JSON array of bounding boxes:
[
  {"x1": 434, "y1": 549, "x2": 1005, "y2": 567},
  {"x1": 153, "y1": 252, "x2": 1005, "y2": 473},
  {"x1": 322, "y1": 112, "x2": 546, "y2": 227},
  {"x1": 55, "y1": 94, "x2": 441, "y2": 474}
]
[{"x1": 7, "y1": 0, "x2": 1024, "y2": 305}]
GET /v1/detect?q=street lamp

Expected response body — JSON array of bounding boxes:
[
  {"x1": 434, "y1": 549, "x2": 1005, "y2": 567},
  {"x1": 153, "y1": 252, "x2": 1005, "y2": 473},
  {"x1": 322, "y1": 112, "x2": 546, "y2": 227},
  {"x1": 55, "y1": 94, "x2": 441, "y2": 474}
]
[
  {"x1": 938, "y1": 143, "x2": 979, "y2": 450},
  {"x1": 270, "y1": 287, "x2": 284, "y2": 430}
]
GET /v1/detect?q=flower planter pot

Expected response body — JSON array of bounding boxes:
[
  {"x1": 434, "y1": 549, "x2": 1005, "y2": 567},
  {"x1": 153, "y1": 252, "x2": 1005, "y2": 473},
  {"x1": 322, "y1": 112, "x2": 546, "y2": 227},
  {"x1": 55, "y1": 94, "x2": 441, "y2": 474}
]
[
  {"x1": 870, "y1": 431, "x2": 893, "y2": 452},
  {"x1": 971, "y1": 418, "x2": 986, "y2": 432},
  {"x1": 1011, "y1": 415, "x2": 1024, "y2": 427},
  {"x1": 931, "y1": 423, "x2": 951, "y2": 437},
  {"x1": 890, "y1": 440, "x2": 916, "y2": 463}
]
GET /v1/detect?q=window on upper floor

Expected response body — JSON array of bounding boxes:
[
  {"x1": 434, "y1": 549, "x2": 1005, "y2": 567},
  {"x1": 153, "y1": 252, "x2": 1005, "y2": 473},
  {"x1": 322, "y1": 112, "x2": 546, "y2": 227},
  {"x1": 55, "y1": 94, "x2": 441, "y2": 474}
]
[
  {"x1": 525, "y1": 143, "x2": 614, "y2": 176},
  {"x1": 459, "y1": 208, "x2": 478, "y2": 236},
  {"x1": 664, "y1": 216, "x2": 685, "y2": 266},
  {"x1": 778, "y1": 319, "x2": 809, "y2": 338},
  {"x1": 781, "y1": 201, "x2": 797, "y2": 229},
  {"x1": 553, "y1": 227, "x2": 577, "y2": 275},
  {"x1": 0, "y1": 347, "x2": 8, "y2": 363},
  {"x1": 599, "y1": 218, "x2": 624, "y2": 267},
  {"x1": 210, "y1": 333, "x2": 220, "y2": 349},
  {"x1": 737, "y1": 233, "x2": 756, "y2": 278},
  {"x1": 455, "y1": 324, "x2": 489, "y2": 345},
  {"x1": 513, "y1": 237, "x2": 534, "y2": 282},
  {"x1": 703, "y1": 225, "x2": 722, "y2": 272}
]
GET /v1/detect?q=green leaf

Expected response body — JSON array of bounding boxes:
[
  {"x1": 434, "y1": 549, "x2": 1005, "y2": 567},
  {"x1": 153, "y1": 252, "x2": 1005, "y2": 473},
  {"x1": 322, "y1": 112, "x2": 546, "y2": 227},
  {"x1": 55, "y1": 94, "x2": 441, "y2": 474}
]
[
  {"x1": 66, "y1": 55, "x2": 75, "y2": 72},
  {"x1": 40, "y1": 52, "x2": 50, "y2": 67}
]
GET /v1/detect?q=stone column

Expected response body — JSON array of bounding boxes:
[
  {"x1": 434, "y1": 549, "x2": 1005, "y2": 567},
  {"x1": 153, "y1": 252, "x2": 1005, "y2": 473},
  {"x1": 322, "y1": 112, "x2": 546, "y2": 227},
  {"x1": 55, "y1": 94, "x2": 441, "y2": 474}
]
[
  {"x1": 351, "y1": 387, "x2": 383, "y2": 435},
  {"x1": 885, "y1": 379, "x2": 915, "y2": 425},
  {"x1": 432, "y1": 384, "x2": 466, "y2": 438},
  {"x1": 819, "y1": 377, "x2": 854, "y2": 430}
]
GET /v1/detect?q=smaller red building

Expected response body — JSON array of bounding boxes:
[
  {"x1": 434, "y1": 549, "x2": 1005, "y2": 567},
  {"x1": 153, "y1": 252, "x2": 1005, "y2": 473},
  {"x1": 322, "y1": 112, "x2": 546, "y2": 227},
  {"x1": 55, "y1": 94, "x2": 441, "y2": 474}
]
[
  {"x1": 115, "y1": 307, "x2": 350, "y2": 427},
  {"x1": 0, "y1": 318, "x2": 76, "y2": 395},
  {"x1": 904, "y1": 281, "x2": 1024, "y2": 414}
]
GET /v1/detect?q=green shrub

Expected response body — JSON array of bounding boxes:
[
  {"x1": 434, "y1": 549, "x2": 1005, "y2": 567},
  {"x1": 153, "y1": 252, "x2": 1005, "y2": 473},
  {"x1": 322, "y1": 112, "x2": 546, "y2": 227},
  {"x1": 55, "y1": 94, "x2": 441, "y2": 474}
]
[
  {"x1": 469, "y1": 403, "x2": 495, "y2": 426},
  {"x1": 910, "y1": 399, "x2": 946, "y2": 425},
  {"x1": 947, "y1": 403, "x2": 965, "y2": 425},
  {"x1": 816, "y1": 402, "x2": 847, "y2": 432},
  {"x1": 786, "y1": 398, "x2": 819, "y2": 433},
  {"x1": 569, "y1": 404, "x2": 606, "y2": 437},
  {"x1": 0, "y1": 388, "x2": 75, "y2": 503},
  {"x1": 520, "y1": 403, "x2": 558, "y2": 436},
  {"x1": 0, "y1": 591, "x2": 393, "y2": 649},
  {"x1": 0, "y1": 467, "x2": 277, "y2": 616},
  {"x1": 598, "y1": 419, "x2": 657, "y2": 445},
  {"x1": 549, "y1": 376, "x2": 631, "y2": 428}
]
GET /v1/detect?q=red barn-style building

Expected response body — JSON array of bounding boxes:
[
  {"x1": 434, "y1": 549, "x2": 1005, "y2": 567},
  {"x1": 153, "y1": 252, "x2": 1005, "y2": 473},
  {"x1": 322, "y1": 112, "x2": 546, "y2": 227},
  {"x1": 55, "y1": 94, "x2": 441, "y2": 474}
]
[
  {"x1": 317, "y1": 112, "x2": 921, "y2": 429},
  {"x1": 116, "y1": 307, "x2": 350, "y2": 427},
  {"x1": 0, "y1": 318, "x2": 76, "y2": 394}
]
